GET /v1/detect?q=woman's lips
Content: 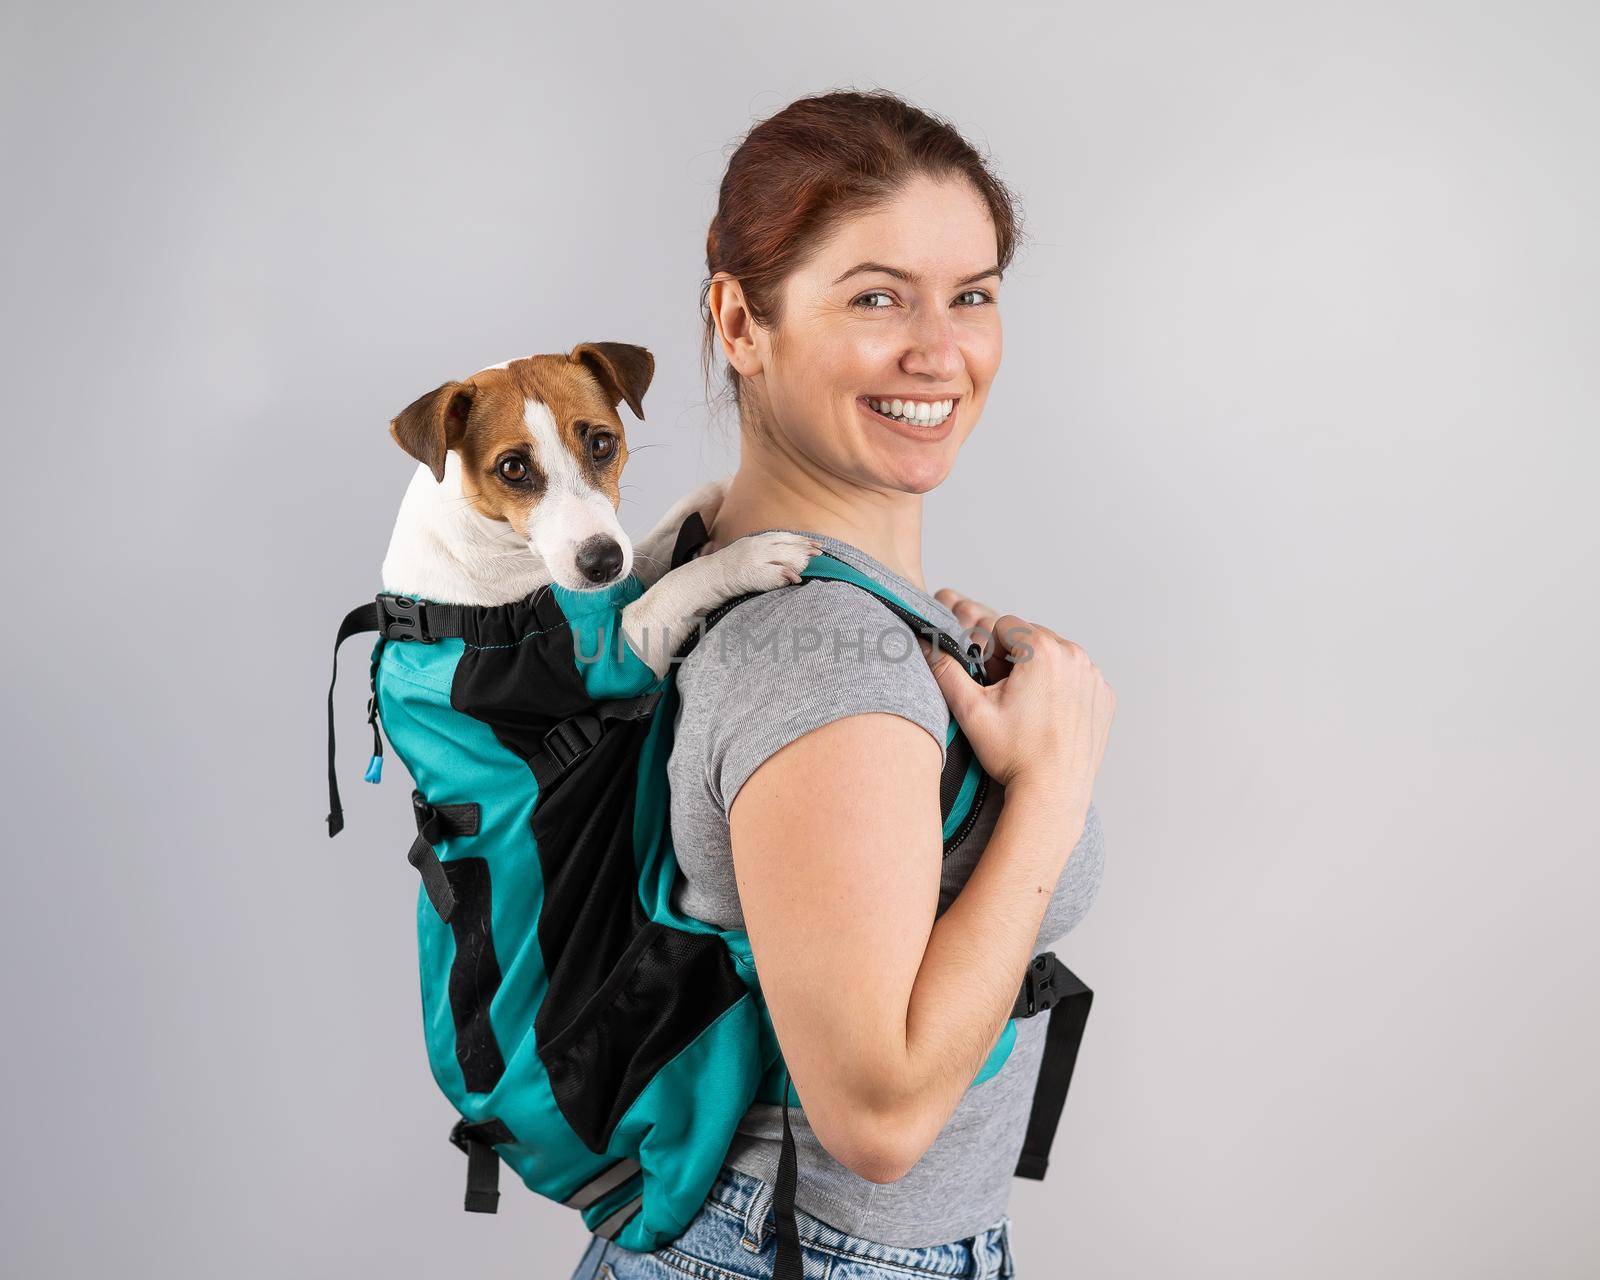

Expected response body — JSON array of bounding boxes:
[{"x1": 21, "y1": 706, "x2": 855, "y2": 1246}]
[{"x1": 857, "y1": 395, "x2": 958, "y2": 442}]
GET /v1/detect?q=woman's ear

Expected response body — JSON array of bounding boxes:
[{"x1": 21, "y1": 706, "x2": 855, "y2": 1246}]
[
  {"x1": 569, "y1": 342, "x2": 654, "y2": 420},
  {"x1": 390, "y1": 380, "x2": 474, "y2": 482},
  {"x1": 708, "y1": 274, "x2": 763, "y2": 378}
]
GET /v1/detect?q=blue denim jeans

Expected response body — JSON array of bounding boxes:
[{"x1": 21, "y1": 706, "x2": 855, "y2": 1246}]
[{"x1": 568, "y1": 1165, "x2": 1016, "y2": 1280}]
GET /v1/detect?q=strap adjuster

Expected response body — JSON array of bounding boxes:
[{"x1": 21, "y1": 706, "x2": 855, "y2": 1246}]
[
  {"x1": 542, "y1": 714, "x2": 602, "y2": 771},
  {"x1": 1014, "y1": 951, "x2": 1064, "y2": 1018},
  {"x1": 377, "y1": 593, "x2": 436, "y2": 644}
]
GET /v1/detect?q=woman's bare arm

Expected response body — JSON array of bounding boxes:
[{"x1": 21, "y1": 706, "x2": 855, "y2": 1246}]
[{"x1": 727, "y1": 708, "x2": 1086, "y2": 1183}]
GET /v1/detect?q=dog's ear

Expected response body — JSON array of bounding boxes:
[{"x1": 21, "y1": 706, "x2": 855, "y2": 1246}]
[
  {"x1": 569, "y1": 342, "x2": 654, "y2": 420},
  {"x1": 390, "y1": 381, "x2": 473, "y2": 482}
]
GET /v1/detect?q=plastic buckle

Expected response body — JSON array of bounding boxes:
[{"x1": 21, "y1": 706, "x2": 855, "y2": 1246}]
[
  {"x1": 377, "y1": 593, "x2": 436, "y2": 644},
  {"x1": 542, "y1": 715, "x2": 602, "y2": 771},
  {"x1": 1016, "y1": 952, "x2": 1063, "y2": 1018}
]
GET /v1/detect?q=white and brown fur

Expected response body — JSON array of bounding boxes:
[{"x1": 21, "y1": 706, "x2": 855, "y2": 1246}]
[{"x1": 380, "y1": 343, "x2": 819, "y2": 677}]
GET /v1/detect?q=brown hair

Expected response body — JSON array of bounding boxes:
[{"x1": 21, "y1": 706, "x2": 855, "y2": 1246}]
[{"x1": 699, "y1": 88, "x2": 1026, "y2": 429}]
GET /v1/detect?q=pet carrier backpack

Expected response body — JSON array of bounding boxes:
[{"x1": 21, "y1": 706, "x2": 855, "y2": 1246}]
[{"x1": 323, "y1": 511, "x2": 1092, "y2": 1279}]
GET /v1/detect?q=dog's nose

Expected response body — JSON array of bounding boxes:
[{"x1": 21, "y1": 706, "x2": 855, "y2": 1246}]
[{"x1": 575, "y1": 535, "x2": 625, "y2": 585}]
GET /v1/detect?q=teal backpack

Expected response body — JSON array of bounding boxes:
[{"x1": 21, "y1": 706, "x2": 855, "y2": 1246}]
[{"x1": 324, "y1": 512, "x2": 1091, "y2": 1278}]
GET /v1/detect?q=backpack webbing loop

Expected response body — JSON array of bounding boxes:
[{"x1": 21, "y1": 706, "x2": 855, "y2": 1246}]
[
  {"x1": 408, "y1": 792, "x2": 481, "y2": 922},
  {"x1": 449, "y1": 1117, "x2": 515, "y2": 1214}
]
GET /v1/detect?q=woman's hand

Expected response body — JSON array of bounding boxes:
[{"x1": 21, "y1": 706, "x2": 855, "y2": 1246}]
[{"x1": 922, "y1": 592, "x2": 1116, "y2": 821}]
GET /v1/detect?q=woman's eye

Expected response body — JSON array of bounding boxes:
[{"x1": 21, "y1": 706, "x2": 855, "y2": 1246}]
[
  {"x1": 956, "y1": 288, "x2": 995, "y2": 306},
  {"x1": 852, "y1": 290, "x2": 895, "y2": 310},
  {"x1": 498, "y1": 456, "x2": 529, "y2": 483},
  {"x1": 589, "y1": 432, "x2": 618, "y2": 463}
]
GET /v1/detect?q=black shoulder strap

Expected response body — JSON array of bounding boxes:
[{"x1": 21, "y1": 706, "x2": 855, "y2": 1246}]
[{"x1": 670, "y1": 508, "x2": 712, "y2": 569}]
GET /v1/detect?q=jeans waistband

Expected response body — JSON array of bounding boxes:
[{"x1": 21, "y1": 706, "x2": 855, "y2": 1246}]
[{"x1": 705, "y1": 1165, "x2": 1016, "y2": 1279}]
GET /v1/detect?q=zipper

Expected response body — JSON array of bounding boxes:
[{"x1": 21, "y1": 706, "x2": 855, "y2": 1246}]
[{"x1": 943, "y1": 769, "x2": 990, "y2": 858}]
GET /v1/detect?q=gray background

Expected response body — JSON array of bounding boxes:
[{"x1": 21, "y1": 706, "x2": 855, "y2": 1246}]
[{"x1": 2, "y1": 1, "x2": 1594, "y2": 1276}]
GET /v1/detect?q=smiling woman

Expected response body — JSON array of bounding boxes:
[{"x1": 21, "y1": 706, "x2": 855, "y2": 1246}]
[{"x1": 571, "y1": 89, "x2": 1115, "y2": 1280}]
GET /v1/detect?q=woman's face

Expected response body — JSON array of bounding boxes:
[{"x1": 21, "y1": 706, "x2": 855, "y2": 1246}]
[{"x1": 739, "y1": 173, "x2": 1003, "y2": 495}]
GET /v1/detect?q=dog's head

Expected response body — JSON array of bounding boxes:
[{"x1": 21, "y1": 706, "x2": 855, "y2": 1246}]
[{"x1": 390, "y1": 342, "x2": 653, "y2": 592}]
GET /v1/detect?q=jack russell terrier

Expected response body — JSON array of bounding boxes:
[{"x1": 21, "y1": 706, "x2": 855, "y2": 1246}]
[{"x1": 379, "y1": 342, "x2": 820, "y2": 676}]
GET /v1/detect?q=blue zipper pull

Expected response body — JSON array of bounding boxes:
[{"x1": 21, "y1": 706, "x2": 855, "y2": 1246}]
[{"x1": 364, "y1": 695, "x2": 385, "y2": 784}]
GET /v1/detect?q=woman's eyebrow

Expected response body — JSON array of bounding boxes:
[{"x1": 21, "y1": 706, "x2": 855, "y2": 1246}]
[{"x1": 830, "y1": 261, "x2": 1003, "y2": 287}]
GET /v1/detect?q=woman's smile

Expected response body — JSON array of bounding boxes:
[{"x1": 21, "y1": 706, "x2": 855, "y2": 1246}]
[{"x1": 856, "y1": 393, "x2": 960, "y2": 442}]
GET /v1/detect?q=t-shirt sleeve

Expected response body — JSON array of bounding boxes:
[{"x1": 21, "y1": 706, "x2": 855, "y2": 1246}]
[{"x1": 675, "y1": 578, "x2": 951, "y2": 819}]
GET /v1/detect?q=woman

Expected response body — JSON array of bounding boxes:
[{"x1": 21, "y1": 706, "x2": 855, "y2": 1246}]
[{"x1": 573, "y1": 89, "x2": 1115, "y2": 1280}]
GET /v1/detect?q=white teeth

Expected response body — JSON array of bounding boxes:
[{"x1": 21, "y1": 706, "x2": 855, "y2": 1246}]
[{"x1": 867, "y1": 396, "x2": 954, "y2": 426}]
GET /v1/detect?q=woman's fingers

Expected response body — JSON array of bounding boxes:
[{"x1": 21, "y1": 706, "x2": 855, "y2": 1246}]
[
  {"x1": 935, "y1": 587, "x2": 1000, "y2": 634},
  {"x1": 987, "y1": 614, "x2": 1041, "y2": 665},
  {"x1": 935, "y1": 588, "x2": 1011, "y2": 680},
  {"x1": 933, "y1": 591, "x2": 1084, "y2": 686}
]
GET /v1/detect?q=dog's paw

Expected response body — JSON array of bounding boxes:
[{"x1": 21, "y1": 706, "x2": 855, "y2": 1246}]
[{"x1": 713, "y1": 531, "x2": 822, "y2": 595}]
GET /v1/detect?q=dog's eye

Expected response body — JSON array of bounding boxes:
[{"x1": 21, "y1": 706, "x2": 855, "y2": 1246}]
[
  {"x1": 498, "y1": 457, "x2": 530, "y2": 483},
  {"x1": 589, "y1": 432, "x2": 618, "y2": 464}
]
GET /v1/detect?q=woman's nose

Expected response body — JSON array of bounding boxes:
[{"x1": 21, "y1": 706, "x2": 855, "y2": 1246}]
[{"x1": 902, "y1": 311, "x2": 963, "y2": 381}]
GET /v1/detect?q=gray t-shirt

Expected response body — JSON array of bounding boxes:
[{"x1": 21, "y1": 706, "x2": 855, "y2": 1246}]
[{"x1": 667, "y1": 529, "x2": 1107, "y2": 1247}]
